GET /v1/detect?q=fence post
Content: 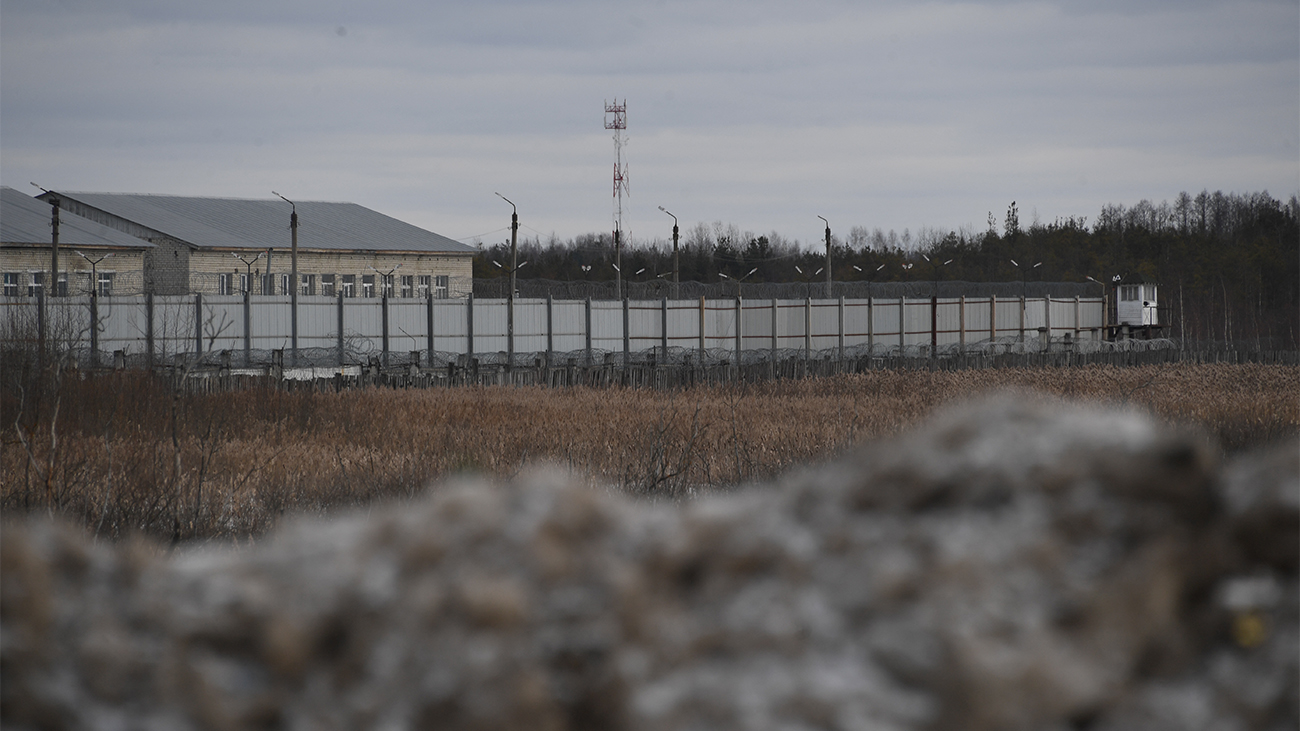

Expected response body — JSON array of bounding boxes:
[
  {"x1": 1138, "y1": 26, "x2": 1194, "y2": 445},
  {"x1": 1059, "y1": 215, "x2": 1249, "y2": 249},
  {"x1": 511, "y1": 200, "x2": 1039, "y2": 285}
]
[
  {"x1": 898, "y1": 296, "x2": 906, "y2": 352},
  {"x1": 622, "y1": 297, "x2": 630, "y2": 370},
  {"x1": 698, "y1": 296, "x2": 705, "y2": 361},
  {"x1": 838, "y1": 296, "x2": 845, "y2": 362},
  {"x1": 990, "y1": 296, "x2": 996, "y2": 343},
  {"x1": 736, "y1": 296, "x2": 743, "y2": 362},
  {"x1": 241, "y1": 290, "x2": 252, "y2": 365},
  {"x1": 1073, "y1": 296, "x2": 1080, "y2": 344},
  {"x1": 1043, "y1": 295, "x2": 1051, "y2": 353},
  {"x1": 426, "y1": 294, "x2": 435, "y2": 367},
  {"x1": 196, "y1": 292, "x2": 205, "y2": 358},
  {"x1": 771, "y1": 297, "x2": 778, "y2": 356},
  {"x1": 90, "y1": 290, "x2": 100, "y2": 369},
  {"x1": 337, "y1": 291, "x2": 345, "y2": 367},
  {"x1": 661, "y1": 297, "x2": 668, "y2": 360},
  {"x1": 145, "y1": 292, "x2": 155, "y2": 369},
  {"x1": 1019, "y1": 295, "x2": 1026, "y2": 344},
  {"x1": 930, "y1": 295, "x2": 937, "y2": 359},
  {"x1": 584, "y1": 298, "x2": 592, "y2": 366},
  {"x1": 381, "y1": 293, "x2": 390, "y2": 368},
  {"x1": 546, "y1": 294, "x2": 554, "y2": 370},
  {"x1": 466, "y1": 293, "x2": 475, "y2": 364},
  {"x1": 804, "y1": 297, "x2": 812, "y2": 360},
  {"x1": 867, "y1": 296, "x2": 874, "y2": 354},
  {"x1": 959, "y1": 295, "x2": 966, "y2": 354}
]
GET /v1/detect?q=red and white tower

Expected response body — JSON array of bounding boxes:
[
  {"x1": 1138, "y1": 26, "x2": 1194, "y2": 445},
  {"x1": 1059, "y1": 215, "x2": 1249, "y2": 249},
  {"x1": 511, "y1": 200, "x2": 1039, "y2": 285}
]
[{"x1": 605, "y1": 99, "x2": 628, "y2": 298}]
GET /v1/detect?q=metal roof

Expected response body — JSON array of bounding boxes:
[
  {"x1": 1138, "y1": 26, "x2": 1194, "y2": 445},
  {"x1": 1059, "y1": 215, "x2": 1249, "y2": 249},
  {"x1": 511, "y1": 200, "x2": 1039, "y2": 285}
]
[
  {"x1": 1, "y1": 187, "x2": 154, "y2": 249},
  {"x1": 50, "y1": 192, "x2": 475, "y2": 255}
]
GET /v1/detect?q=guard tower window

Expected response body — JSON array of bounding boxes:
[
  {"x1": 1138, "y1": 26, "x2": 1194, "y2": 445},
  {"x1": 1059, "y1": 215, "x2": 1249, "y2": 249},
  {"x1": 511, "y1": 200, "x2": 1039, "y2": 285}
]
[{"x1": 1120, "y1": 285, "x2": 1139, "y2": 302}]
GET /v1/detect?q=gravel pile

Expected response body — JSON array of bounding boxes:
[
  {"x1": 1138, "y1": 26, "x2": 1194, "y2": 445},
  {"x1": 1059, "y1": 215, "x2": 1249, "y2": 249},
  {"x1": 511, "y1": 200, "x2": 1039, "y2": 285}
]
[{"x1": 3, "y1": 395, "x2": 1295, "y2": 730}]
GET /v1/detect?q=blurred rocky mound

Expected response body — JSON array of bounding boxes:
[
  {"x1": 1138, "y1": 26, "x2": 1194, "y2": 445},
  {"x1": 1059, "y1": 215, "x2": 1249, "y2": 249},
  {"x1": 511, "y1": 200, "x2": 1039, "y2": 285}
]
[{"x1": 3, "y1": 396, "x2": 1296, "y2": 731}]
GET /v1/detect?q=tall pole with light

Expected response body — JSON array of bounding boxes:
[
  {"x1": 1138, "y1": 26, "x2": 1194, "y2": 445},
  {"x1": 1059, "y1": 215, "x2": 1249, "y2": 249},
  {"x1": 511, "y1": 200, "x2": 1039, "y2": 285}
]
[
  {"x1": 818, "y1": 216, "x2": 832, "y2": 299},
  {"x1": 273, "y1": 192, "x2": 299, "y2": 361},
  {"x1": 496, "y1": 192, "x2": 519, "y2": 370},
  {"x1": 658, "y1": 206, "x2": 679, "y2": 299},
  {"x1": 76, "y1": 251, "x2": 112, "y2": 367}
]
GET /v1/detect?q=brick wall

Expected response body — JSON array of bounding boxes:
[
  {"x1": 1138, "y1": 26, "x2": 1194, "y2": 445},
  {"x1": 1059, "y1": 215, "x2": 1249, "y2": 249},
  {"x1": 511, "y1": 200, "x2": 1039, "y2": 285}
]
[{"x1": 0, "y1": 247, "x2": 149, "y2": 296}]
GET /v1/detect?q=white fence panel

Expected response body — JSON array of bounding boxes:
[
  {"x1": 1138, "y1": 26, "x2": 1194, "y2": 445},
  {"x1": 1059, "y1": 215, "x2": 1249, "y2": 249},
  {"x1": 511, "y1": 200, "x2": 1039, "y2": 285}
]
[
  {"x1": 299, "y1": 297, "x2": 338, "y2": 351},
  {"x1": 343, "y1": 298, "x2": 382, "y2": 357},
  {"x1": 473, "y1": 299, "x2": 508, "y2": 355},
  {"x1": 389, "y1": 299, "x2": 427, "y2": 356},
  {"x1": 510, "y1": 298, "x2": 549, "y2": 355},
  {"x1": 589, "y1": 301, "x2": 623, "y2": 353},
  {"x1": 702, "y1": 299, "x2": 737, "y2": 350},
  {"x1": 627, "y1": 301, "x2": 662, "y2": 352},
  {"x1": 739, "y1": 299, "x2": 775, "y2": 351},
  {"x1": 551, "y1": 301, "x2": 586, "y2": 353},
  {"x1": 432, "y1": 300, "x2": 467, "y2": 354},
  {"x1": 665, "y1": 301, "x2": 700, "y2": 351},
  {"x1": 809, "y1": 300, "x2": 839, "y2": 351},
  {"x1": 773, "y1": 300, "x2": 807, "y2": 350}
]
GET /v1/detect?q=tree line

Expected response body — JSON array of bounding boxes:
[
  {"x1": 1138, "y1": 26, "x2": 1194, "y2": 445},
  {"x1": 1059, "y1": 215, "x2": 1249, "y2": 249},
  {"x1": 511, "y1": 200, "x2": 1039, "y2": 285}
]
[{"x1": 472, "y1": 190, "x2": 1299, "y2": 348}]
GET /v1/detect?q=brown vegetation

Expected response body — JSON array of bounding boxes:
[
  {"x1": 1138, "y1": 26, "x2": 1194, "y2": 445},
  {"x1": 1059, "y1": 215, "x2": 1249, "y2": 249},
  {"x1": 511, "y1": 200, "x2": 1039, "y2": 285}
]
[{"x1": 3, "y1": 364, "x2": 1297, "y2": 542}]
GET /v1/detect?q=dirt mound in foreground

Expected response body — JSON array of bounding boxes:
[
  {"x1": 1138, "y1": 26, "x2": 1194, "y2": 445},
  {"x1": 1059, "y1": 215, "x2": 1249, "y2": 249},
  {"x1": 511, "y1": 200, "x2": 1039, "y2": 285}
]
[{"x1": 3, "y1": 396, "x2": 1296, "y2": 730}]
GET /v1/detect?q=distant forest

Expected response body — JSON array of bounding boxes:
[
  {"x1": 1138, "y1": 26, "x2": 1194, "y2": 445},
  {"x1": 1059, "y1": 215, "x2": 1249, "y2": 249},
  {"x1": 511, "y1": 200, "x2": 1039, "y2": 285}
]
[{"x1": 473, "y1": 190, "x2": 1300, "y2": 348}]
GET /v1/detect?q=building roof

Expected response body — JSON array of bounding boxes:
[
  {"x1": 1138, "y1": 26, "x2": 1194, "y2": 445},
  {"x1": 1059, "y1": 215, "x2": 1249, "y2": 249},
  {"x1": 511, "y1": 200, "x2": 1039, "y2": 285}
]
[
  {"x1": 1, "y1": 186, "x2": 154, "y2": 249},
  {"x1": 46, "y1": 192, "x2": 474, "y2": 255}
]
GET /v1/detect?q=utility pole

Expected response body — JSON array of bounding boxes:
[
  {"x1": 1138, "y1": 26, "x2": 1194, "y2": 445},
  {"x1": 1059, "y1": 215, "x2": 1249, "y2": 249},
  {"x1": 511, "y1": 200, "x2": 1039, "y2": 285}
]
[
  {"x1": 496, "y1": 193, "x2": 519, "y2": 370},
  {"x1": 273, "y1": 192, "x2": 299, "y2": 362},
  {"x1": 32, "y1": 184, "x2": 61, "y2": 297},
  {"x1": 819, "y1": 216, "x2": 831, "y2": 299}
]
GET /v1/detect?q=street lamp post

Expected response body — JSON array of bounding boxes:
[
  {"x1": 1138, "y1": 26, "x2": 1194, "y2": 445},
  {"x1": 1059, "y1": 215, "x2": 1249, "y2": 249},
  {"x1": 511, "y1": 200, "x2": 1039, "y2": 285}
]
[
  {"x1": 273, "y1": 192, "x2": 299, "y2": 362},
  {"x1": 719, "y1": 267, "x2": 757, "y2": 298},
  {"x1": 495, "y1": 193, "x2": 519, "y2": 371},
  {"x1": 658, "y1": 206, "x2": 679, "y2": 299},
  {"x1": 233, "y1": 252, "x2": 264, "y2": 293},
  {"x1": 1009, "y1": 259, "x2": 1041, "y2": 344},
  {"x1": 818, "y1": 216, "x2": 832, "y2": 299},
  {"x1": 854, "y1": 263, "x2": 886, "y2": 301},
  {"x1": 794, "y1": 264, "x2": 823, "y2": 300},
  {"x1": 76, "y1": 251, "x2": 112, "y2": 367}
]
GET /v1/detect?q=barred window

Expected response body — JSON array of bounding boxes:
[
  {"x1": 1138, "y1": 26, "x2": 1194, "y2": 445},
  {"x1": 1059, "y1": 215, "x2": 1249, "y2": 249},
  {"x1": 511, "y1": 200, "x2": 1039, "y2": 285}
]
[
  {"x1": 301, "y1": 274, "x2": 315, "y2": 296},
  {"x1": 400, "y1": 275, "x2": 414, "y2": 298},
  {"x1": 218, "y1": 273, "x2": 233, "y2": 295},
  {"x1": 97, "y1": 272, "x2": 114, "y2": 297},
  {"x1": 322, "y1": 274, "x2": 336, "y2": 297},
  {"x1": 362, "y1": 274, "x2": 375, "y2": 298},
  {"x1": 3, "y1": 273, "x2": 19, "y2": 297},
  {"x1": 342, "y1": 274, "x2": 356, "y2": 297},
  {"x1": 435, "y1": 275, "x2": 449, "y2": 299},
  {"x1": 417, "y1": 275, "x2": 431, "y2": 298}
]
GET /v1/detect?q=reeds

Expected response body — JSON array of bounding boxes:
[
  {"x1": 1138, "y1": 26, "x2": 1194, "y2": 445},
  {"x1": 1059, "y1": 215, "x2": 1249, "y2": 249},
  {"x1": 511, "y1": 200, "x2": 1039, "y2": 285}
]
[{"x1": 3, "y1": 364, "x2": 1296, "y2": 543}]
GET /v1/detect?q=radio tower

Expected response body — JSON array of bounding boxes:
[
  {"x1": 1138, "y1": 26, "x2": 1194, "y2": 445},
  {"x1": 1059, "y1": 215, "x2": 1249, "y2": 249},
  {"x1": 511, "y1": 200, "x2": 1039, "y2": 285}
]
[{"x1": 605, "y1": 99, "x2": 628, "y2": 299}]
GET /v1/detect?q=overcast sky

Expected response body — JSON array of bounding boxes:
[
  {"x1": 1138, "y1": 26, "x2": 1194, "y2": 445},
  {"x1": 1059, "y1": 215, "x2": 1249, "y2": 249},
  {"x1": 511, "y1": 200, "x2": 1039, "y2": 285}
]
[{"x1": 2, "y1": 0, "x2": 1296, "y2": 249}]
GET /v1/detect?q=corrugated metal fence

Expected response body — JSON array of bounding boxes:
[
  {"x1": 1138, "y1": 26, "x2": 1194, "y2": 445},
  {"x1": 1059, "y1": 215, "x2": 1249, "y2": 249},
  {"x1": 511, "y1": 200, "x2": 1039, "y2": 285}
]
[{"x1": 3, "y1": 293, "x2": 1107, "y2": 370}]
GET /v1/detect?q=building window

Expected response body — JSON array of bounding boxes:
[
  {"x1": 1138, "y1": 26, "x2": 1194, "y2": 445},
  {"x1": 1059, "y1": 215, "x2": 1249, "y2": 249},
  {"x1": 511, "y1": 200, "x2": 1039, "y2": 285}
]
[
  {"x1": 342, "y1": 274, "x2": 356, "y2": 298},
  {"x1": 322, "y1": 274, "x2": 336, "y2": 297},
  {"x1": 417, "y1": 275, "x2": 431, "y2": 298},
  {"x1": 3, "y1": 273, "x2": 20, "y2": 297},
  {"x1": 97, "y1": 272, "x2": 114, "y2": 297},
  {"x1": 240, "y1": 273, "x2": 251, "y2": 294},
  {"x1": 281, "y1": 274, "x2": 291, "y2": 296},
  {"x1": 362, "y1": 274, "x2": 375, "y2": 298},
  {"x1": 28, "y1": 272, "x2": 63, "y2": 296},
  {"x1": 400, "y1": 275, "x2": 414, "y2": 298},
  {"x1": 219, "y1": 273, "x2": 233, "y2": 295},
  {"x1": 1120, "y1": 285, "x2": 1139, "y2": 302},
  {"x1": 301, "y1": 274, "x2": 315, "y2": 296},
  {"x1": 435, "y1": 275, "x2": 449, "y2": 299},
  {"x1": 380, "y1": 274, "x2": 394, "y2": 298}
]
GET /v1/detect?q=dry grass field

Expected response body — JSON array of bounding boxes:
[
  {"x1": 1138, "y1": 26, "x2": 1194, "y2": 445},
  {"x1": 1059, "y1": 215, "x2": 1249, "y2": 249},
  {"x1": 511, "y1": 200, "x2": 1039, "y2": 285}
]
[{"x1": 2, "y1": 363, "x2": 1296, "y2": 542}]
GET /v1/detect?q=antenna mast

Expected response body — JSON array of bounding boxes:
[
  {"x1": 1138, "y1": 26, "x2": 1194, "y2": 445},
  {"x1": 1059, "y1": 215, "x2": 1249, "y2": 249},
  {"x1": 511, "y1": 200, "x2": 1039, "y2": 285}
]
[{"x1": 605, "y1": 99, "x2": 628, "y2": 299}]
